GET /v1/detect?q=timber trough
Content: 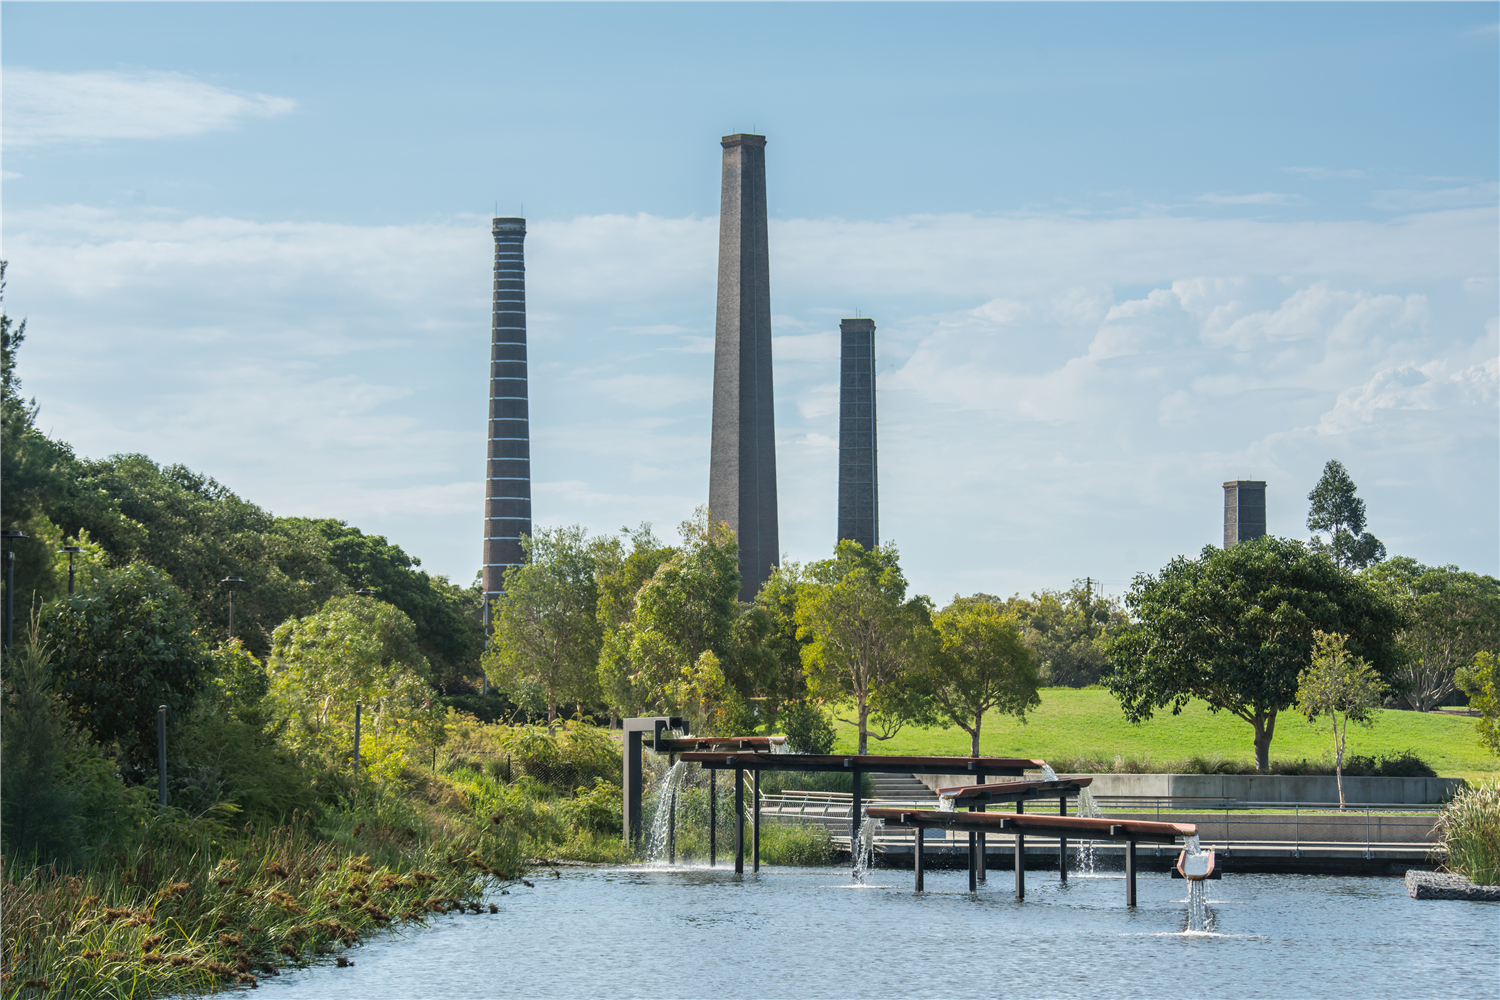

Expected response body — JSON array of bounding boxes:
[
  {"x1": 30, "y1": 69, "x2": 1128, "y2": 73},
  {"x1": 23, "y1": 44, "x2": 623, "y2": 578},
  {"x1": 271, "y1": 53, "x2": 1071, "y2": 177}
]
[{"x1": 868, "y1": 804, "x2": 1197, "y2": 906}]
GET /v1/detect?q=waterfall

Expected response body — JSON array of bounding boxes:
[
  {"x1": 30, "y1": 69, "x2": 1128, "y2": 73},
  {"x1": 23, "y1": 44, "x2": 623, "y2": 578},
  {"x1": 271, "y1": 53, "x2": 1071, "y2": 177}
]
[
  {"x1": 851, "y1": 815, "x2": 882, "y2": 882},
  {"x1": 1040, "y1": 763, "x2": 1058, "y2": 781},
  {"x1": 937, "y1": 792, "x2": 957, "y2": 812},
  {"x1": 770, "y1": 739, "x2": 791, "y2": 755},
  {"x1": 1076, "y1": 786, "x2": 1101, "y2": 874},
  {"x1": 1183, "y1": 834, "x2": 1211, "y2": 933},
  {"x1": 644, "y1": 760, "x2": 689, "y2": 864}
]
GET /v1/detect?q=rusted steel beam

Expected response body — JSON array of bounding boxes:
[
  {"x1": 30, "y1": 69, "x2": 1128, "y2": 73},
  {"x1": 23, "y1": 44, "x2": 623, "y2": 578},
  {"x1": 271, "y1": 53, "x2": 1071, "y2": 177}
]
[
  {"x1": 652, "y1": 736, "x2": 786, "y2": 752},
  {"x1": 935, "y1": 777, "x2": 1094, "y2": 806},
  {"x1": 867, "y1": 807, "x2": 1195, "y2": 846},
  {"x1": 679, "y1": 752, "x2": 1043, "y2": 775}
]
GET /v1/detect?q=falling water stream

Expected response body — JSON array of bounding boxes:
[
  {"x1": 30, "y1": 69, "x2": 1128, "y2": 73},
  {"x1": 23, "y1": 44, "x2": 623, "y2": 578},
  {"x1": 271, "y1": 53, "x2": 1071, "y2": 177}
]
[
  {"x1": 644, "y1": 761, "x2": 689, "y2": 864},
  {"x1": 850, "y1": 815, "x2": 882, "y2": 882},
  {"x1": 1182, "y1": 833, "x2": 1212, "y2": 933}
]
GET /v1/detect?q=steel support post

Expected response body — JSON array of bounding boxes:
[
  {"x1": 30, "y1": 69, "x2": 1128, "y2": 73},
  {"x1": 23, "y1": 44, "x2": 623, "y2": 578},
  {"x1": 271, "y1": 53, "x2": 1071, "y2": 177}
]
[
  {"x1": 976, "y1": 769, "x2": 986, "y2": 882},
  {"x1": 624, "y1": 729, "x2": 643, "y2": 846},
  {"x1": 968, "y1": 801, "x2": 978, "y2": 892},
  {"x1": 157, "y1": 705, "x2": 167, "y2": 807},
  {"x1": 849, "y1": 767, "x2": 862, "y2": 849},
  {"x1": 353, "y1": 702, "x2": 362, "y2": 774},
  {"x1": 1059, "y1": 794, "x2": 1068, "y2": 881},
  {"x1": 1014, "y1": 799, "x2": 1025, "y2": 899},
  {"x1": 914, "y1": 827, "x2": 925, "y2": 892},
  {"x1": 734, "y1": 765, "x2": 744, "y2": 874},
  {"x1": 709, "y1": 768, "x2": 717, "y2": 866},
  {"x1": 752, "y1": 769, "x2": 760, "y2": 873},
  {"x1": 1125, "y1": 837, "x2": 1137, "y2": 907}
]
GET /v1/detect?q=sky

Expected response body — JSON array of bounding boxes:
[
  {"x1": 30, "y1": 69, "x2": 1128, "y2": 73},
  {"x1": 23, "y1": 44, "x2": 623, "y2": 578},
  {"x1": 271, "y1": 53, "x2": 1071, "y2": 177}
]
[{"x1": 3, "y1": 2, "x2": 1497, "y2": 603}]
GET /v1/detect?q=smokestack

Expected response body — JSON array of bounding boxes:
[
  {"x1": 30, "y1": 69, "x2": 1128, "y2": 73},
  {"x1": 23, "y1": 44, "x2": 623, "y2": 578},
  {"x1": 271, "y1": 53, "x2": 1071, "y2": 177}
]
[
  {"x1": 483, "y1": 217, "x2": 532, "y2": 608},
  {"x1": 838, "y1": 318, "x2": 878, "y2": 552},
  {"x1": 709, "y1": 133, "x2": 779, "y2": 601},
  {"x1": 1223, "y1": 480, "x2": 1266, "y2": 548}
]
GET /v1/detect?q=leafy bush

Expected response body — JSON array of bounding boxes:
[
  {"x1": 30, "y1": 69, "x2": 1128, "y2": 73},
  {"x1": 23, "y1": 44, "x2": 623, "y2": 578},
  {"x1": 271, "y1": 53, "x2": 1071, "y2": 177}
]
[
  {"x1": 1039, "y1": 750, "x2": 1436, "y2": 777},
  {"x1": 781, "y1": 700, "x2": 836, "y2": 755},
  {"x1": 492, "y1": 721, "x2": 620, "y2": 792},
  {"x1": 1438, "y1": 781, "x2": 1500, "y2": 885},
  {"x1": 759, "y1": 824, "x2": 835, "y2": 866},
  {"x1": 42, "y1": 562, "x2": 213, "y2": 776},
  {"x1": 559, "y1": 777, "x2": 623, "y2": 835}
]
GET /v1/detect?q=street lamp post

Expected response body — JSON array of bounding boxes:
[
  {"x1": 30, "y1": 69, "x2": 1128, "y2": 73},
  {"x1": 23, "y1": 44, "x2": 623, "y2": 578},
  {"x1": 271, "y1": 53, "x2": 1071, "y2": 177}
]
[
  {"x1": 221, "y1": 576, "x2": 246, "y2": 639},
  {"x1": 2, "y1": 529, "x2": 29, "y2": 651},
  {"x1": 60, "y1": 545, "x2": 82, "y2": 596}
]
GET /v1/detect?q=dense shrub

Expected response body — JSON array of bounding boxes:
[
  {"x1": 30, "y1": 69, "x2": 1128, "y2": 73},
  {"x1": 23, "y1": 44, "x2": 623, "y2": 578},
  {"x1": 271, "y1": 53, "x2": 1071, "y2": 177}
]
[
  {"x1": 780, "y1": 700, "x2": 836, "y2": 755},
  {"x1": 42, "y1": 563, "x2": 213, "y2": 777},
  {"x1": 759, "y1": 824, "x2": 836, "y2": 866},
  {"x1": 1438, "y1": 782, "x2": 1500, "y2": 885}
]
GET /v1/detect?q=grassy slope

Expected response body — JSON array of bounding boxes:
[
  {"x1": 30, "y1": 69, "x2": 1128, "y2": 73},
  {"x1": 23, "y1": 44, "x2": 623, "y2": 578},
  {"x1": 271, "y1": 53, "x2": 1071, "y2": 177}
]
[{"x1": 828, "y1": 687, "x2": 1498, "y2": 782}]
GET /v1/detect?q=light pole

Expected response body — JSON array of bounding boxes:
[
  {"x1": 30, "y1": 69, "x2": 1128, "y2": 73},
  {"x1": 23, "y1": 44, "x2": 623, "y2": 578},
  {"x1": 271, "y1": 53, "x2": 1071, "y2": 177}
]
[
  {"x1": 60, "y1": 545, "x2": 82, "y2": 596},
  {"x1": 2, "y1": 529, "x2": 28, "y2": 651},
  {"x1": 221, "y1": 576, "x2": 246, "y2": 639}
]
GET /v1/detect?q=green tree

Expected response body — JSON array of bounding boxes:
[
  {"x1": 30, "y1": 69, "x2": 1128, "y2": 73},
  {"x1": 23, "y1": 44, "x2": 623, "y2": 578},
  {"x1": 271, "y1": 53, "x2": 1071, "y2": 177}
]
[
  {"x1": 1296, "y1": 631, "x2": 1385, "y2": 808},
  {"x1": 267, "y1": 594, "x2": 443, "y2": 772},
  {"x1": 797, "y1": 540, "x2": 935, "y2": 754},
  {"x1": 1105, "y1": 536, "x2": 1400, "y2": 772},
  {"x1": 613, "y1": 511, "x2": 742, "y2": 731},
  {"x1": 41, "y1": 563, "x2": 214, "y2": 777},
  {"x1": 482, "y1": 525, "x2": 606, "y2": 732},
  {"x1": 1457, "y1": 651, "x2": 1500, "y2": 757},
  {"x1": 1363, "y1": 557, "x2": 1500, "y2": 711},
  {"x1": 595, "y1": 524, "x2": 677, "y2": 720},
  {"x1": 751, "y1": 561, "x2": 813, "y2": 726},
  {"x1": 925, "y1": 597, "x2": 1041, "y2": 756},
  {"x1": 990, "y1": 580, "x2": 1128, "y2": 687},
  {"x1": 1307, "y1": 459, "x2": 1385, "y2": 570}
]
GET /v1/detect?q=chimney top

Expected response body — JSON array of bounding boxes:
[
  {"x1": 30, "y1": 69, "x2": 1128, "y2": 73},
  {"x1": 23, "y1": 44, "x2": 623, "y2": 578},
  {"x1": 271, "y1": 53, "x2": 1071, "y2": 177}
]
[{"x1": 721, "y1": 133, "x2": 767, "y2": 149}]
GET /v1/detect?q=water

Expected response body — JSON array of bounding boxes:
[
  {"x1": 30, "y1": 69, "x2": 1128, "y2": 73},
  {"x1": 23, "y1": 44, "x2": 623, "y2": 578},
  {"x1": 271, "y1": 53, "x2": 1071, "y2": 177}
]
[
  {"x1": 1182, "y1": 834, "x2": 1210, "y2": 933},
  {"x1": 1076, "y1": 786, "x2": 1102, "y2": 875},
  {"x1": 850, "y1": 816, "x2": 882, "y2": 882},
  {"x1": 643, "y1": 760, "x2": 689, "y2": 864},
  {"x1": 255, "y1": 867, "x2": 1496, "y2": 999},
  {"x1": 1040, "y1": 763, "x2": 1058, "y2": 781}
]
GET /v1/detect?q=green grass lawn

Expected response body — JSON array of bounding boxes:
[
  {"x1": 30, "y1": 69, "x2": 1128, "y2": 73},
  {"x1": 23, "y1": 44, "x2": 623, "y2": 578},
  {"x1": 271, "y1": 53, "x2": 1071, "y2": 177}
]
[{"x1": 826, "y1": 687, "x2": 1498, "y2": 783}]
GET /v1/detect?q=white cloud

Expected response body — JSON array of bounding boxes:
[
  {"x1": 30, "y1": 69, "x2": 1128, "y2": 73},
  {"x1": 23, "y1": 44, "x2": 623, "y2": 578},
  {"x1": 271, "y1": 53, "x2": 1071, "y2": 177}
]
[
  {"x1": 2, "y1": 68, "x2": 295, "y2": 147},
  {"x1": 6, "y1": 202, "x2": 1495, "y2": 592},
  {"x1": 1194, "y1": 192, "x2": 1305, "y2": 206}
]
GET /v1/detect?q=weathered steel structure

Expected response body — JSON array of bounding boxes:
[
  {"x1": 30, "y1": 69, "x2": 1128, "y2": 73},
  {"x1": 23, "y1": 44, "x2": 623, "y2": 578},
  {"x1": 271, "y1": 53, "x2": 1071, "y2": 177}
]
[
  {"x1": 483, "y1": 217, "x2": 532, "y2": 610},
  {"x1": 709, "y1": 133, "x2": 779, "y2": 601},
  {"x1": 837, "y1": 318, "x2": 878, "y2": 551}
]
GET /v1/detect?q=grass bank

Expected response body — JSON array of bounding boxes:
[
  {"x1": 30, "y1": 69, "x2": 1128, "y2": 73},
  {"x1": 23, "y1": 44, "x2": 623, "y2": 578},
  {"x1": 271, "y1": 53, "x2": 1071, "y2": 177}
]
[{"x1": 829, "y1": 687, "x2": 1497, "y2": 782}]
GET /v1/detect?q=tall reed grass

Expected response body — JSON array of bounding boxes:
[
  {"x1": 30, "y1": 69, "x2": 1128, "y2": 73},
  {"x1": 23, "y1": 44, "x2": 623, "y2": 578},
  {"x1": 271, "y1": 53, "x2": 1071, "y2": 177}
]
[
  {"x1": 2, "y1": 796, "x2": 521, "y2": 999},
  {"x1": 1438, "y1": 781, "x2": 1500, "y2": 886}
]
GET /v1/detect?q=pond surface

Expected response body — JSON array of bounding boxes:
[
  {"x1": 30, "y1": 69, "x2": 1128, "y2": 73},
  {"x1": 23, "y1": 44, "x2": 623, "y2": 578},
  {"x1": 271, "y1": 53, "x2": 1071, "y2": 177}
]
[{"x1": 258, "y1": 864, "x2": 1495, "y2": 999}]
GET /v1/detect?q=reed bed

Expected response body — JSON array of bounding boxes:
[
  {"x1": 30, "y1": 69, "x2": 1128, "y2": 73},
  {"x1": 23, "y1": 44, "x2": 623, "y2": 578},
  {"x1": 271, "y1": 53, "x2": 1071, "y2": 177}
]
[
  {"x1": 1438, "y1": 781, "x2": 1500, "y2": 886},
  {"x1": 2, "y1": 806, "x2": 522, "y2": 999}
]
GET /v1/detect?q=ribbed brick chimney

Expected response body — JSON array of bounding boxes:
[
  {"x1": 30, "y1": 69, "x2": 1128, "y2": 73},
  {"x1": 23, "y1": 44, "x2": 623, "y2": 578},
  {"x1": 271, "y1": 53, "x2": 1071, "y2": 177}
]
[
  {"x1": 838, "y1": 318, "x2": 878, "y2": 552},
  {"x1": 483, "y1": 218, "x2": 531, "y2": 609}
]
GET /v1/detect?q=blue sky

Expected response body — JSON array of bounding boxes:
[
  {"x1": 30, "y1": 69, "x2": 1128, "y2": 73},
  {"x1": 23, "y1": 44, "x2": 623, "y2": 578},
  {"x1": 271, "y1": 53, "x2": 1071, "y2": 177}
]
[{"x1": 4, "y1": 2, "x2": 1497, "y2": 600}]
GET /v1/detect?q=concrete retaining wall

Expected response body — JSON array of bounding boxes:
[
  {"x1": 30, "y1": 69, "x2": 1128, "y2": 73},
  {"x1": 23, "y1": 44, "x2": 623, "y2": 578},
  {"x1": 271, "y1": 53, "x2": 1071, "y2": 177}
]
[{"x1": 913, "y1": 772, "x2": 1462, "y2": 803}]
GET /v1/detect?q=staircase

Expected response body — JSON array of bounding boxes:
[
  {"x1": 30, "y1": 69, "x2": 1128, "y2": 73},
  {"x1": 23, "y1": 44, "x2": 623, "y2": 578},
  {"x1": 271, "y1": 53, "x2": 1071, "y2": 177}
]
[{"x1": 868, "y1": 773, "x2": 940, "y2": 806}]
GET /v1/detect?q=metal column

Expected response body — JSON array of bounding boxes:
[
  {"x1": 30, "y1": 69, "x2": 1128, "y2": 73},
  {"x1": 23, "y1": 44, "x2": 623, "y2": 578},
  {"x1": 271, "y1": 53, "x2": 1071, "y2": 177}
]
[
  {"x1": 914, "y1": 827, "x2": 925, "y2": 892},
  {"x1": 1014, "y1": 799, "x2": 1025, "y2": 899},
  {"x1": 752, "y1": 769, "x2": 760, "y2": 872},
  {"x1": 1125, "y1": 838, "x2": 1137, "y2": 907},
  {"x1": 1059, "y1": 794, "x2": 1068, "y2": 881},
  {"x1": 734, "y1": 764, "x2": 745, "y2": 874},
  {"x1": 709, "y1": 768, "x2": 717, "y2": 866},
  {"x1": 157, "y1": 706, "x2": 168, "y2": 807}
]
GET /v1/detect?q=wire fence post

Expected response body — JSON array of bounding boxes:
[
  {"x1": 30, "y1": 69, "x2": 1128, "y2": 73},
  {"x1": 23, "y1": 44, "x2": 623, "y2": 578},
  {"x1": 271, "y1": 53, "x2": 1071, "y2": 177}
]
[{"x1": 353, "y1": 701, "x2": 362, "y2": 775}]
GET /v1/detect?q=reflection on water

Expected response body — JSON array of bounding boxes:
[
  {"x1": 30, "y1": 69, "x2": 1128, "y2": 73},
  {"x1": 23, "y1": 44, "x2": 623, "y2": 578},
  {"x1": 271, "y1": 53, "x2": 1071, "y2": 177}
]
[{"x1": 257, "y1": 868, "x2": 1494, "y2": 999}]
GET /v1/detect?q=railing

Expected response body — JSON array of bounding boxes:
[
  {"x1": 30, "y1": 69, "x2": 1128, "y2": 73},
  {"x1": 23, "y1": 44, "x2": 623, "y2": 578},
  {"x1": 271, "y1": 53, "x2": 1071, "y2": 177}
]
[{"x1": 755, "y1": 790, "x2": 1445, "y2": 857}]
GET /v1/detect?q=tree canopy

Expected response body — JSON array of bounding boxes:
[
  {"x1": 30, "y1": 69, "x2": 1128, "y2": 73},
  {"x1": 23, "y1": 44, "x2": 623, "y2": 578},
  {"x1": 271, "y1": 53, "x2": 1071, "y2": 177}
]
[
  {"x1": 1296, "y1": 631, "x2": 1385, "y2": 807},
  {"x1": 1363, "y1": 557, "x2": 1500, "y2": 711},
  {"x1": 1307, "y1": 460, "x2": 1385, "y2": 570},
  {"x1": 483, "y1": 525, "x2": 606, "y2": 731},
  {"x1": 924, "y1": 597, "x2": 1040, "y2": 756},
  {"x1": 1105, "y1": 535, "x2": 1400, "y2": 772},
  {"x1": 797, "y1": 541, "x2": 935, "y2": 754}
]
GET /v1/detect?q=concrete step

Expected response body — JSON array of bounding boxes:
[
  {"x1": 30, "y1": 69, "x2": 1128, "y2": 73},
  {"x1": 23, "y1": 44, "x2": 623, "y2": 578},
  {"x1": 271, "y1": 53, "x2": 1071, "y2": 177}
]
[{"x1": 868, "y1": 774, "x2": 939, "y2": 803}]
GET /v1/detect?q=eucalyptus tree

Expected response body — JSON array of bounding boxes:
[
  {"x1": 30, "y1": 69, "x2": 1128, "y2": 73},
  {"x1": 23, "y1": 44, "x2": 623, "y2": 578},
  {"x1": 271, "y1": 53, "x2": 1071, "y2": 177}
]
[
  {"x1": 1296, "y1": 631, "x2": 1385, "y2": 808},
  {"x1": 925, "y1": 597, "x2": 1041, "y2": 757},
  {"x1": 797, "y1": 540, "x2": 935, "y2": 755},
  {"x1": 1307, "y1": 460, "x2": 1385, "y2": 570}
]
